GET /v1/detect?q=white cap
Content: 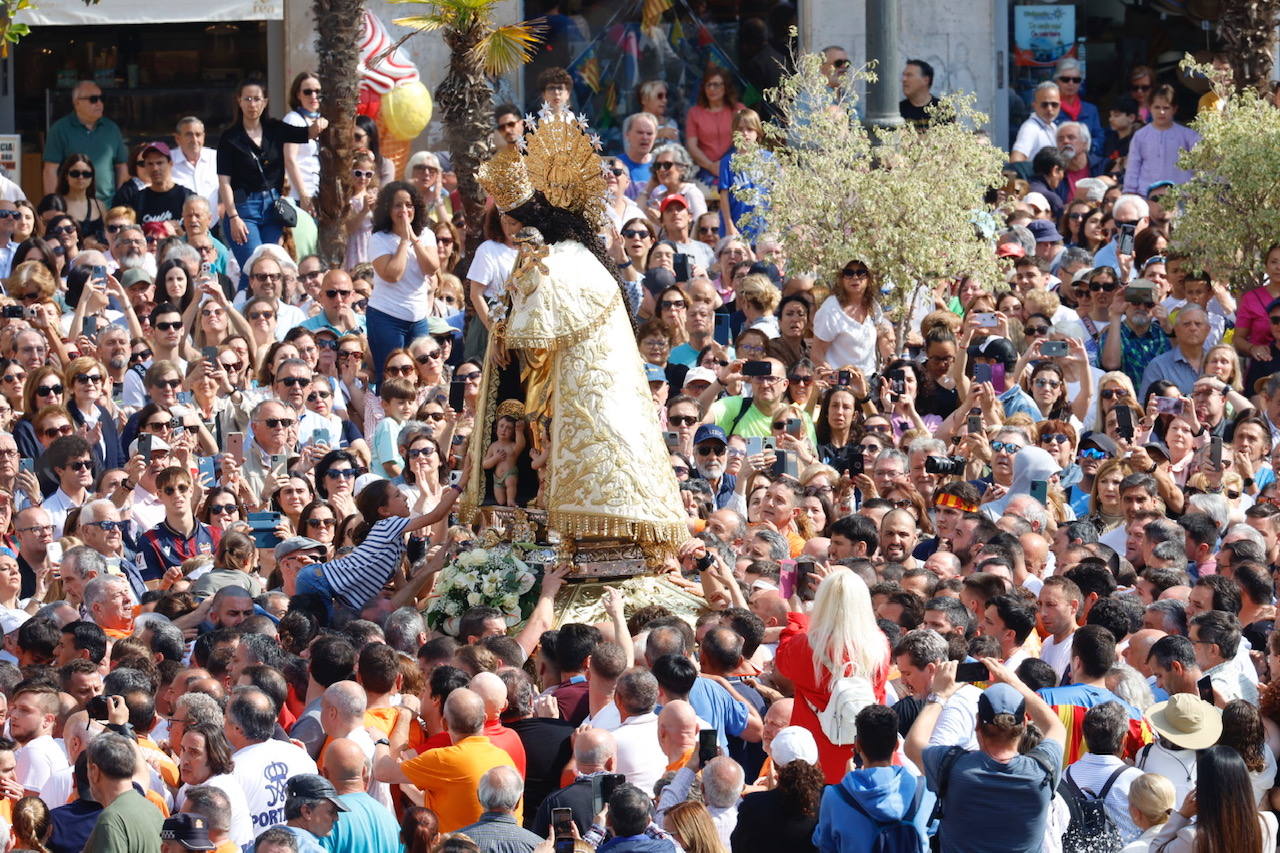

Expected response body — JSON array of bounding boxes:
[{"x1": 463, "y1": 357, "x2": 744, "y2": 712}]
[
  {"x1": 770, "y1": 726, "x2": 819, "y2": 767},
  {"x1": 0, "y1": 607, "x2": 29, "y2": 635},
  {"x1": 129, "y1": 435, "x2": 172, "y2": 457},
  {"x1": 354, "y1": 472, "x2": 382, "y2": 496},
  {"x1": 1023, "y1": 191, "x2": 1051, "y2": 214},
  {"x1": 683, "y1": 366, "x2": 717, "y2": 387}
]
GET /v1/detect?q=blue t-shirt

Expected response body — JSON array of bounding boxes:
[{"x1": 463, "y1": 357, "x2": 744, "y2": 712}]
[
  {"x1": 688, "y1": 677, "x2": 749, "y2": 748},
  {"x1": 923, "y1": 739, "x2": 1062, "y2": 853},
  {"x1": 320, "y1": 792, "x2": 402, "y2": 853}
]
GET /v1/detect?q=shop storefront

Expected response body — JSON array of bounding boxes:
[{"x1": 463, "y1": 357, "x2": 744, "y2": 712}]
[{"x1": 2, "y1": 0, "x2": 283, "y2": 198}]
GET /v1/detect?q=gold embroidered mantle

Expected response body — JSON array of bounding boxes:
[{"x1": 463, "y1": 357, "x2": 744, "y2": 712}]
[{"x1": 461, "y1": 240, "x2": 686, "y2": 554}]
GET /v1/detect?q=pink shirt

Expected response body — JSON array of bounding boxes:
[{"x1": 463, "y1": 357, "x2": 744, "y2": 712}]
[{"x1": 685, "y1": 102, "x2": 746, "y2": 166}]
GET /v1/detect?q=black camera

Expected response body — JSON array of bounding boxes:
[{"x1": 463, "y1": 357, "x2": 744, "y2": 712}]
[
  {"x1": 925, "y1": 455, "x2": 966, "y2": 476},
  {"x1": 833, "y1": 447, "x2": 863, "y2": 476}
]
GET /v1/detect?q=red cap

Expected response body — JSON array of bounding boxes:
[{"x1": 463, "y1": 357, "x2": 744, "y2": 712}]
[
  {"x1": 996, "y1": 242, "x2": 1026, "y2": 259},
  {"x1": 659, "y1": 193, "x2": 689, "y2": 213},
  {"x1": 141, "y1": 140, "x2": 171, "y2": 159}
]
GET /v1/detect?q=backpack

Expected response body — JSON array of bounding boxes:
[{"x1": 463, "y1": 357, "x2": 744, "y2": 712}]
[
  {"x1": 807, "y1": 666, "x2": 876, "y2": 745},
  {"x1": 833, "y1": 778, "x2": 927, "y2": 853},
  {"x1": 1059, "y1": 764, "x2": 1127, "y2": 853},
  {"x1": 928, "y1": 744, "x2": 1057, "y2": 852}
]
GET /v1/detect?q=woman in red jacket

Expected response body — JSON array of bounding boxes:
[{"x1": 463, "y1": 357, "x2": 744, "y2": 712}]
[{"x1": 776, "y1": 569, "x2": 891, "y2": 782}]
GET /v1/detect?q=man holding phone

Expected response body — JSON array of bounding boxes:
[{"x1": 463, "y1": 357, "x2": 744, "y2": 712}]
[
  {"x1": 1138, "y1": 306, "x2": 1210, "y2": 396},
  {"x1": 1102, "y1": 279, "x2": 1170, "y2": 386},
  {"x1": 705, "y1": 359, "x2": 816, "y2": 444}
]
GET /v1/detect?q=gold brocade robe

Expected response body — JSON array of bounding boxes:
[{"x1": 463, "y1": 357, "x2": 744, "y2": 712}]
[{"x1": 462, "y1": 239, "x2": 687, "y2": 551}]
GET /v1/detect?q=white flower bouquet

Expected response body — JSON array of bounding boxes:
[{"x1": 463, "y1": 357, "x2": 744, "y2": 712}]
[{"x1": 425, "y1": 544, "x2": 540, "y2": 636}]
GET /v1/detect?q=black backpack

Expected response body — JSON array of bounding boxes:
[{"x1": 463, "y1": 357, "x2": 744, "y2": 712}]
[
  {"x1": 1059, "y1": 764, "x2": 1127, "y2": 853},
  {"x1": 832, "y1": 779, "x2": 927, "y2": 853}
]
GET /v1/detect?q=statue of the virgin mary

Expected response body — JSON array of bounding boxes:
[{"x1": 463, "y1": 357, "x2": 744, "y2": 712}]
[{"x1": 461, "y1": 107, "x2": 686, "y2": 560}]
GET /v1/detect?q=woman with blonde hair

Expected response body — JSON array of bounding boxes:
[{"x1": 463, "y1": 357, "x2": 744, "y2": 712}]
[
  {"x1": 737, "y1": 273, "x2": 781, "y2": 338},
  {"x1": 812, "y1": 259, "x2": 883, "y2": 376},
  {"x1": 63, "y1": 355, "x2": 124, "y2": 470},
  {"x1": 1089, "y1": 457, "x2": 1138, "y2": 534},
  {"x1": 11, "y1": 795, "x2": 50, "y2": 853},
  {"x1": 776, "y1": 570, "x2": 890, "y2": 782},
  {"x1": 664, "y1": 801, "x2": 726, "y2": 853},
  {"x1": 1122, "y1": 773, "x2": 1175, "y2": 853}
]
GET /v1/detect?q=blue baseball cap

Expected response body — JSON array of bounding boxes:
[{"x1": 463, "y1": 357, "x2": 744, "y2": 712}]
[
  {"x1": 978, "y1": 683, "x2": 1027, "y2": 724},
  {"x1": 693, "y1": 424, "x2": 727, "y2": 446},
  {"x1": 1148, "y1": 180, "x2": 1176, "y2": 194},
  {"x1": 644, "y1": 363, "x2": 667, "y2": 384}
]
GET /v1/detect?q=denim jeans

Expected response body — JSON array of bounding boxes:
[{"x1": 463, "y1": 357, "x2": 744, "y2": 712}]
[
  {"x1": 367, "y1": 305, "x2": 432, "y2": 384},
  {"x1": 223, "y1": 189, "x2": 283, "y2": 291}
]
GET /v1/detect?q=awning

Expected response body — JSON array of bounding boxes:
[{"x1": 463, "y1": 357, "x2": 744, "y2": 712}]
[{"x1": 21, "y1": 0, "x2": 283, "y2": 25}]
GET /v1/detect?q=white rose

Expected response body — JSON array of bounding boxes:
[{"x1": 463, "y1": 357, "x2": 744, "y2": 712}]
[
  {"x1": 481, "y1": 575, "x2": 500, "y2": 596},
  {"x1": 515, "y1": 572, "x2": 536, "y2": 594},
  {"x1": 501, "y1": 593, "x2": 519, "y2": 612},
  {"x1": 467, "y1": 591, "x2": 485, "y2": 606}
]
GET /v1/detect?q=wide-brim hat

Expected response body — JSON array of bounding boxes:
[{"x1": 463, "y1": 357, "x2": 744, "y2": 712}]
[{"x1": 1147, "y1": 693, "x2": 1222, "y2": 750}]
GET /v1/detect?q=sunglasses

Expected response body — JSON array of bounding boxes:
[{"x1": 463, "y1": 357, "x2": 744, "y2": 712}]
[
  {"x1": 1090, "y1": 281, "x2": 1119, "y2": 292},
  {"x1": 248, "y1": 311, "x2": 276, "y2": 320},
  {"x1": 301, "y1": 88, "x2": 322, "y2": 96},
  {"x1": 990, "y1": 441, "x2": 1023, "y2": 454},
  {"x1": 162, "y1": 485, "x2": 192, "y2": 495},
  {"x1": 208, "y1": 504, "x2": 238, "y2": 515},
  {"x1": 79, "y1": 94, "x2": 104, "y2": 104},
  {"x1": 842, "y1": 267, "x2": 869, "y2": 278},
  {"x1": 621, "y1": 229, "x2": 650, "y2": 239},
  {"x1": 384, "y1": 365, "x2": 414, "y2": 376},
  {"x1": 659, "y1": 299, "x2": 686, "y2": 310},
  {"x1": 669, "y1": 415, "x2": 697, "y2": 427},
  {"x1": 437, "y1": 236, "x2": 455, "y2": 245},
  {"x1": 220, "y1": 360, "x2": 243, "y2": 372},
  {"x1": 154, "y1": 321, "x2": 183, "y2": 332},
  {"x1": 50, "y1": 225, "x2": 77, "y2": 236},
  {"x1": 1025, "y1": 326, "x2": 1050, "y2": 336},
  {"x1": 325, "y1": 468, "x2": 357, "y2": 479},
  {"x1": 325, "y1": 288, "x2": 353, "y2": 299},
  {"x1": 306, "y1": 390, "x2": 332, "y2": 402},
  {"x1": 697, "y1": 445, "x2": 726, "y2": 456},
  {"x1": 338, "y1": 350, "x2": 363, "y2": 360},
  {"x1": 458, "y1": 372, "x2": 482, "y2": 382},
  {"x1": 278, "y1": 376, "x2": 311, "y2": 387},
  {"x1": 35, "y1": 384, "x2": 64, "y2": 396},
  {"x1": 307, "y1": 517, "x2": 336, "y2": 528},
  {"x1": 86, "y1": 519, "x2": 129, "y2": 530},
  {"x1": 62, "y1": 459, "x2": 92, "y2": 471},
  {"x1": 863, "y1": 424, "x2": 891, "y2": 434},
  {"x1": 131, "y1": 350, "x2": 153, "y2": 363},
  {"x1": 41, "y1": 424, "x2": 73, "y2": 438},
  {"x1": 1039, "y1": 433, "x2": 1071, "y2": 444},
  {"x1": 260, "y1": 417, "x2": 296, "y2": 428},
  {"x1": 654, "y1": 162, "x2": 677, "y2": 170},
  {"x1": 67, "y1": 169, "x2": 93, "y2": 179},
  {"x1": 1101, "y1": 388, "x2": 1129, "y2": 400},
  {"x1": 417, "y1": 351, "x2": 442, "y2": 363},
  {"x1": 407, "y1": 447, "x2": 435, "y2": 458},
  {"x1": 1033, "y1": 378, "x2": 1061, "y2": 389},
  {"x1": 789, "y1": 375, "x2": 814, "y2": 384},
  {"x1": 72, "y1": 372, "x2": 98, "y2": 385},
  {"x1": 609, "y1": 168, "x2": 626, "y2": 177},
  {"x1": 154, "y1": 378, "x2": 182, "y2": 389},
  {"x1": 146, "y1": 419, "x2": 178, "y2": 431},
  {"x1": 1058, "y1": 76, "x2": 1082, "y2": 83},
  {"x1": 1079, "y1": 447, "x2": 1110, "y2": 460}
]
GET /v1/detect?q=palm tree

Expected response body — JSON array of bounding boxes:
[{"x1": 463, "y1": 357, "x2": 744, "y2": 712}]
[
  {"x1": 314, "y1": 0, "x2": 364, "y2": 266},
  {"x1": 391, "y1": 0, "x2": 544, "y2": 246}
]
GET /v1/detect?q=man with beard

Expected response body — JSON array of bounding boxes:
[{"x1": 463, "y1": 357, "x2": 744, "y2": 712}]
[
  {"x1": 949, "y1": 512, "x2": 999, "y2": 575},
  {"x1": 914, "y1": 482, "x2": 981, "y2": 562},
  {"x1": 94, "y1": 324, "x2": 132, "y2": 400},
  {"x1": 1102, "y1": 280, "x2": 1170, "y2": 387},
  {"x1": 691, "y1": 425, "x2": 738, "y2": 511},
  {"x1": 108, "y1": 224, "x2": 154, "y2": 278},
  {"x1": 1055, "y1": 121, "x2": 1105, "y2": 199},
  {"x1": 878, "y1": 509, "x2": 920, "y2": 570}
]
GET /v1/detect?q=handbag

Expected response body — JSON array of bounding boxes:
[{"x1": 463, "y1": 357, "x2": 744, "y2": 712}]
[{"x1": 249, "y1": 144, "x2": 299, "y2": 228}]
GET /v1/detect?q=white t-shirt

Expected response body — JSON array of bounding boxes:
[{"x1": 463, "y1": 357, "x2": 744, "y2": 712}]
[
  {"x1": 1040, "y1": 632, "x2": 1075, "y2": 683},
  {"x1": 367, "y1": 228, "x2": 438, "y2": 322},
  {"x1": 466, "y1": 240, "x2": 519, "y2": 301},
  {"x1": 926, "y1": 683, "x2": 981, "y2": 751},
  {"x1": 609, "y1": 712, "x2": 666, "y2": 797},
  {"x1": 282, "y1": 110, "x2": 321, "y2": 198},
  {"x1": 177, "y1": 773, "x2": 255, "y2": 847},
  {"x1": 812, "y1": 295, "x2": 878, "y2": 375},
  {"x1": 15, "y1": 734, "x2": 68, "y2": 796},
  {"x1": 231, "y1": 739, "x2": 318, "y2": 836},
  {"x1": 585, "y1": 702, "x2": 622, "y2": 731}
]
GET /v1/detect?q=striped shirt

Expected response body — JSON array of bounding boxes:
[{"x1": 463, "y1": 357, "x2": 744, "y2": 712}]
[{"x1": 319, "y1": 515, "x2": 412, "y2": 611}]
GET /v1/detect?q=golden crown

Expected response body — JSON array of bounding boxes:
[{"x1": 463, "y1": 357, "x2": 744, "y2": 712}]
[
  {"x1": 523, "y1": 108, "x2": 607, "y2": 221},
  {"x1": 496, "y1": 398, "x2": 526, "y2": 420},
  {"x1": 477, "y1": 146, "x2": 534, "y2": 212}
]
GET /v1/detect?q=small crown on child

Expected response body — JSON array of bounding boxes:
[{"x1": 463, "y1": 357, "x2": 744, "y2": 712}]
[{"x1": 496, "y1": 399, "x2": 526, "y2": 420}]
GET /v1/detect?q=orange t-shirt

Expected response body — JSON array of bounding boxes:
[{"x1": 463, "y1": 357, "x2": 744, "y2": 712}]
[{"x1": 400, "y1": 735, "x2": 519, "y2": 832}]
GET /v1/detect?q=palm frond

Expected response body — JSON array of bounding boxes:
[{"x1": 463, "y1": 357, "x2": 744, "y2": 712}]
[
  {"x1": 473, "y1": 19, "x2": 546, "y2": 76},
  {"x1": 390, "y1": 13, "x2": 451, "y2": 31}
]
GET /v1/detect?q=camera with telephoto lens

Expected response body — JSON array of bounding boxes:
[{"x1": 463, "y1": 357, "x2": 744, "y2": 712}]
[{"x1": 925, "y1": 455, "x2": 967, "y2": 476}]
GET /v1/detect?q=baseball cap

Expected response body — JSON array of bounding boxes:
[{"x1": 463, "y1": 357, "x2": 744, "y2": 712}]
[
  {"x1": 642, "y1": 267, "x2": 676, "y2": 297},
  {"x1": 160, "y1": 813, "x2": 215, "y2": 851},
  {"x1": 977, "y1": 683, "x2": 1026, "y2": 725},
  {"x1": 644, "y1": 363, "x2": 667, "y2": 384},
  {"x1": 141, "y1": 140, "x2": 172, "y2": 159},
  {"x1": 970, "y1": 336, "x2": 1018, "y2": 370},
  {"x1": 1143, "y1": 439, "x2": 1172, "y2": 463},
  {"x1": 683, "y1": 366, "x2": 716, "y2": 389},
  {"x1": 770, "y1": 726, "x2": 819, "y2": 767},
  {"x1": 693, "y1": 424, "x2": 727, "y2": 446},
  {"x1": 1078, "y1": 432, "x2": 1118, "y2": 457},
  {"x1": 129, "y1": 435, "x2": 171, "y2": 457},
  {"x1": 274, "y1": 536, "x2": 326, "y2": 561},
  {"x1": 1148, "y1": 180, "x2": 1176, "y2": 195},
  {"x1": 1147, "y1": 693, "x2": 1222, "y2": 750},
  {"x1": 996, "y1": 241, "x2": 1026, "y2": 259},
  {"x1": 426, "y1": 317, "x2": 455, "y2": 336},
  {"x1": 1022, "y1": 192, "x2": 1051, "y2": 214},
  {"x1": 1027, "y1": 219, "x2": 1063, "y2": 244},
  {"x1": 659, "y1": 193, "x2": 690, "y2": 213},
  {"x1": 285, "y1": 774, "x2": 351, "y2": 811},
  {"x1": 121, "y1": 268, "x2": 154, "y2": 289}
]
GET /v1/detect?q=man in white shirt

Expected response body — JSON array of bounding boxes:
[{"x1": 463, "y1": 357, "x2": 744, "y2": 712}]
[
  {"x1": 1038, "y1": 576, "x2": 1081, "y2": 684},
  {"x1": 41, "y1": 435, "x2": 95, "y2": 539},
  {"x1": 1063, "y1": 702, "x2": 1146, "y2": 843},
  {"x1": 1190, "y1": 610, "x2": 1258, "y2": 704},
  {"x1": 227, "y1": 686, "x2": 319, "y2": 836},
  {"x1": 895, "y1": 628, "x2": 981, "y2": 751},
  {"x1": 1011, "y1": 81, "x2": 1062, "y2": 163},
  {"x1": 170, "y1": 117, "x2": 220, "y2": 220},
  {"x1": 605, "y1": 668, "x2": 665, "y2": 796},
  {"x1": 10, "y1": 682, "x2": 69, "y2": 797}
]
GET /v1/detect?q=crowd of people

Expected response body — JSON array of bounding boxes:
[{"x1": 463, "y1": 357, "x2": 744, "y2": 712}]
[{"x1": 0, "y1": 36, "x2": 1271, "y2": 853}]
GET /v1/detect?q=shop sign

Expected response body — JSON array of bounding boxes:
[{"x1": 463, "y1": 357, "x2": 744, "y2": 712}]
[
  {"x1": 0, "y1": 136, "x2": 19, "y2": 187},
  {"x1": 1013, "y1": 4, "x2": 1076, "y2": 68}
]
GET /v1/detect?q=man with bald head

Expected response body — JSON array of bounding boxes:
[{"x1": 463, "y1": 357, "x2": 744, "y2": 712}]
[
  {"x1": 657, "y1": 699, "x2": 701, "y2": 771},
  {"x1": 1140, "y1": 305, "x2": 1212, "y2": 396},
  {"x1": 924, "y1": 550, "x2": 961, "y2": 581},
  {"x1": 532, "y1": 726, "x2": 616, "y2": 835},
  {"x1": 374, "y1": 687, "x2": 518, "y2": 832},
  {"x1": 706, "y1": 358, "x2": 816, "y2": 442},
  {"x1": 469, "y1": 671, "x2": 526, "y2": 774},
  {"x1": 1123, "y1": 628, "x2": 1168, "y2": 699},
  {"x1": 43, "y1": 80, "x2": 129, "y2": 199},
  {"x1": 301, "y1": 269, "x2": 365, "y2": 336},
  {"x1": 879, "y1": 509, "x2": 920, "y2": 569},
  {"x1": 320, "y1": 737, "x2": 401, "y2": 853}
]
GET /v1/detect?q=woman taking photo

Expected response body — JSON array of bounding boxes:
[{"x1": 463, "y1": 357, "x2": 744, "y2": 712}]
[
  {"x1": 367, "y1": 181, "x2": 441, "y2": 381},
  {"x1": 1150, "y1": 744, "x2": 1277, "y2": 853},
  {"x1": 217, "y1": 76, "x2": 326, "y2": 280},
  {"x1": 777, "y1": 571, "x2": 889, "y2": 783},
  {"x1": 813, "y1": 260, "x2": 882, "y2": 375},
  {"x1": 54, "y1": 154, "x2": 106, "y2": 241}
]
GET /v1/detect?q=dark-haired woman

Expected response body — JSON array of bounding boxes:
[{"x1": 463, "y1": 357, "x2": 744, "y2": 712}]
[
  {"x1": 354, "y1": 114, "x2": 396, "y2": 185},
  {"x1": 368, "y1": 181, "x2": 441, "y2": 382},
  {"x1": 1150, "y1": 744, "x2": 1277, "y2": 853},
  {"x1": 217, "y1": 77, "x2": 326, "y2": 284},
  {"x1": 283, "y1": 71, "x2": 324, "y2": 212},
  {"x1": 54, "y1": 154, "x2": 105, "y2": 242}
]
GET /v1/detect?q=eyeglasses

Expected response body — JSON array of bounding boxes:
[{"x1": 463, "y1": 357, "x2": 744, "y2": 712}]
[
  {"x1": 1039, "y1": 433, "x2": 1071, "y2": 444},
  {"x1": 609, "y1": 168, "x2": 626, "y2": 177},
  {"x1": 669, "y1": 415, "x2": 698, "y2": 427},
  {"x1": 208, "y1": 504, "x2": 238, "y2": 515},
  {"x1": 654, "y1": 162, "x2": 676, "y2": 171},
  {"x1": 697, "y1": 445, "x2": 726, "y2": 456},
  {"x1": 863, "y1": 423, "x2": 891, "y2": 434},
  {"x1": 278, "y1": 376, "x2": 312, "y2": 387},
  {"x1": 154, "y1": 378, "x2": 182, "y2": 389},
  {"x1": 78, "y1": 94, "x2": 104, "y2": 104},
  {"x1": 259, "y1": 417, "x2": 296, "y2": 428},
  {"x1": 698, "y1": 226, "x2": 718, "y2": 235},
  {"x1": 49, "y1": 225, "x2": 77, "y2": 236},
  {"x1": 1033, "y1": 378, "x2": 1061, "y2": 389},
  {"x1": 338, "y1": 350, "x2": 362, "y2": 360},
  {"x1": 1058, "y1": 76, "x2": 1082, "y2": 83},
  {"x1": 301, "y1": 88, "x2": 322, "y2": 97},
  {"x1": 251, "y1": 273, "x2": 282, "y2": 283},
  {"x1": 621, "y1": 229, "x2": 650, "y2": 239},
  {"x1": 18, "y1": 524, "x2": 54, "y2": 534},
  {"x1": 325, "y1": 468, "x2": 357, "y2": 479},
  {"x1": 1090, "y1": 280, "x2": 1119, "y2": 292},
  {"x1": 130, "y1": 350, "x2": 153, "y2": 364},
  {"x1": 85, "y1": 519, "x2": 129, "y2": 531},
  {"x1": 407, "y1": 446, "x2": 436, "y2": 459},
  {"x1": 306, "y1": 391, "x2": 332, "y2": 402},
  {"x1": 220, "y1": 360, "x2": 243, "y2": 373},
  {"x1": 145, "y1": 419, "x2": 177, "y2": 431},
  {"x1": 162, "y1": 484, "x2": 192, "y2": 496},
  {"x1": 437, "y1": 236, "x2": 455, "y2": 246},
  {"x1": 990, "y1": 441, "x2": 1023, "y2": 454},
  {"x1": 201, "y1": 307, "x2": 225, "y2": 318},
  {"x1": 41, "y1": 424, "x2": 73, "y2": 439},
  {"x1": 325, "y1": 289, "x2": 353, "y2": 299},
  {"x1": 416, "y1": 351, "x2": 442, "y2": 363},
  {"x1": 67, "y1": 169, "x2": 93, "y2": 179},
  {"x1": 1038, "y1": 101, "x2": 1061, "y2": 109},
  {"x1": 248, "y1": 311, "x2": 276, "y2": 320},
  {"x1": 307, "y1": 517, "x2": 337, "y2": 528},
  {"x1": 1, "y1": 373, "x2": 23, "y2": 385},
  {"x1": 35, "y1": 384, "x2": 64, "y2": 396},
  {"x1": 659, "y1": 299, "x2": 686, "y2": 310},
  {"x1": 842, "y1": 267, "x2": 869, "y2": 278},
  {"x1": 672, "y1": 465, "x2": 690, "y2": 476},
  {"x1": 1079, "y1": 447, "x2": 1111, "y2": 460},
  {"x1": 788, "y1": 375, "x2": 814, "y2": 385},
  {"x1": 1101, "y1": 388, "x2": 1129, "y2": 400},
  {"x1": 458, "y1": 372, "x2": 481, "y2": 383}
]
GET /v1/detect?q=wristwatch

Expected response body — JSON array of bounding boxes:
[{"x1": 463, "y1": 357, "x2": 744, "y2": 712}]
[
  {"x1": 374, "y1": 738, "x2": 390, "y2": 747},
  {"x1": 925, "y1": 692, "x2": 945, "y2": 705}
]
